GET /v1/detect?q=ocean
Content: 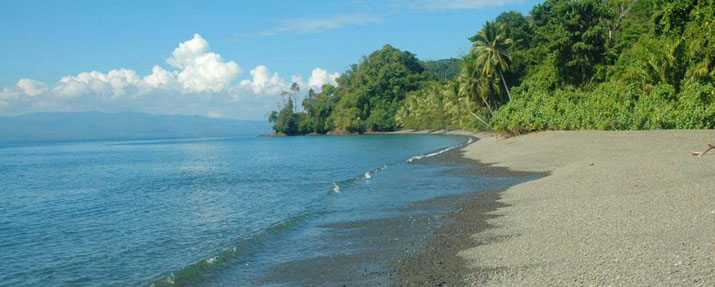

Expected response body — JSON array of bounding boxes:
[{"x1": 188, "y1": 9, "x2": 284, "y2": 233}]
[{"x1": 0, "y1": 134, "x2": 523, "y2": 286}]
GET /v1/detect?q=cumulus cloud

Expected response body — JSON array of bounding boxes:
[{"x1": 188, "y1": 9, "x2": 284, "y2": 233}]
[
  {"x1": 0, "y1": 34, "x2": 340, "y2": 119},
  {"x1": 239, "y1": 65, "x2": 286, "y2": 95},
  {"x1": 308, "y1": 68, "x2": 340, "y2": 89},
  {"x1": 143, "y1": 65, "x2": 176, "y2": 88},
  {"x1": 167, "y1": 34, "x2": 211, "y2": 68},
  {"x1": 47, "y1": 34, "x2": 240, "y2": 99},
  {"x1": 0, "y1": 78, "x2": 49, "y2": 107},
  {"x1": 168, "y1": 34, "x2": 241, "y2": 92},
  {"x1": 0, "y1": 87, "x2": 21, "y2": 107},
  {"x1": 16, "y1": 78, "x2": 48, "y2": 96},
  {"x1": 53, "y1": 69, "x2": 142, "y2": 99}
]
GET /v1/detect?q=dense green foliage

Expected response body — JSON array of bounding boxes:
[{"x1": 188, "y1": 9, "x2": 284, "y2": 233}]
[
  {"x1": 423, "y1": 58, "x2": 461, "y2": 80},
  {"x1": 331, "y1": 45, "x2": 430, "y2": 132},
  {"x1": 271, "y1": 45, "x2": 431, "y2": 134},
  {"x1": 271, "y1": 0, "x2": 715, "y2": 135},
  {"x1": 491, "y1": 0, "x2": 715, "y2": 133}
]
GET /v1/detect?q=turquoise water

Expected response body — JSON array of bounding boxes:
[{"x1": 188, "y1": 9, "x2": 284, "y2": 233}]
[{"x1": 0, "y1": 135, "x2": 519, "y2": 286}]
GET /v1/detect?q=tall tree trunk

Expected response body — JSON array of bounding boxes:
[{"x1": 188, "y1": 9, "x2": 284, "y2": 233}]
[
  {"x1": 479, "y1": 93, "x2": 494, "y2": 116},
  {"x1": 464, "y1": 98, "x2": 489, "y2": 127},
  {"x1": 293, "y1": 93, "x2": 297, "y2": 113},
  {"x1": 498, "y1": 67, "x2": 512, "y2": 102},
  {"x1": 458, "y1": 98, "x2": 463, "y2": 127}
]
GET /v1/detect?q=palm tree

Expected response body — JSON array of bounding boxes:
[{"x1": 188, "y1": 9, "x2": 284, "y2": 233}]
[
  {"x1": 443, "y1": 80, "x2": 463, "y2": 128},
  {"x1": 470, "y1": 21, "x2": 514, "y2": 102},
  {"x1": 456, "y1": 73, "x2": 490, "y2": 127},
  {"x1": 619, "y1": 39, "x2": 684, "y2": 92},
  {"x1": 458, "y1": 69, "x2": 494, "y2": 116}
]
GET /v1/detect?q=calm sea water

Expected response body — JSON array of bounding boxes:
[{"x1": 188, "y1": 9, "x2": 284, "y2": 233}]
[{"x1": 0, "y1": 134, "x2": 520, "y2": 286}]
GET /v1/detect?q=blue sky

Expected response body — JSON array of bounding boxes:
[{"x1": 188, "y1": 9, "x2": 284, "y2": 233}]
[{"x1": 0, "y1": 0, "x2": 542, "y2": 120}]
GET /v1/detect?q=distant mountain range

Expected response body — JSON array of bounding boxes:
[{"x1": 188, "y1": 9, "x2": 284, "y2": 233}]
[{"x1": 0, "y1": 111, "x2": 272, "y2": 142}]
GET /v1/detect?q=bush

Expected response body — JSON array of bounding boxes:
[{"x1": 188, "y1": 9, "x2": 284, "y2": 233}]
[
  {"x1": 492, "y1": 81, "x2": 715, "y2": 133},
  {"x1": 492, "y1": 83, "x2": 638, "y2": 133},
  {"x1": 674, "y1": 82, "x2": 715, "y2": 128}
]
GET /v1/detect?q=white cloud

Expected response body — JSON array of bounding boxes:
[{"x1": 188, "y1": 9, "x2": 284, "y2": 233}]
[
  {"x1": 0, "y1": 34, "x2": 341, "y2": 119},
  {"x1": 167, "y1": 34, "x2": 211, "y2": 69},
  {"x1": 308, "y1": 68, "x2": 340, "y2": 89},
  {"x1": 168, "y1": 34, "x2": 242, "y2": 92},
  {"x1": 143, "y1": 65, "x2": 176, "y2": 88},
  {"x1": 409, "y1": 0, "x2": 522, "y2": 10},
  {"x1": 239, "y1": 65, "x2": 287, "y2": 95},
  {"x1": 16, "y1": 78, "x2": 48, "y2": 96},
  {"x1": 176, "y1": 52, "x2": 241, "y2": 92},
  {"x1": 53, "y1": 69, "x2": 142, "y2": 99},
  {"x1": 49, "y1": 34, "x2": 241, "y2": 99},
  {"x1": 0, "y1": 87, "x2": 20, "y2": 107},
  {"x1": 262, "y1": 14, "x2": 382, "y2": 36}
]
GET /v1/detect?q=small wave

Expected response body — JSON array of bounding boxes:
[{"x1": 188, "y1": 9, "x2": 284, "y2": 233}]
[
  {"x1": 328, "y1": 163, "x2": 390, "y2": 195},
  {"x1": 406, "y1": 137, "x2": 474, "y2": 163},
  {"x1": 150, "y1": 212, "x2": 313, "y2": 287},
  {"x1": 332, "y1": 183, "x2": 341, "y2": 193}
]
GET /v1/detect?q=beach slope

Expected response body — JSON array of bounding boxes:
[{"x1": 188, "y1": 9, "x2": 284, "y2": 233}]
[{"x1": 460, "y1": 130, "x2": 715, "y2": 286}]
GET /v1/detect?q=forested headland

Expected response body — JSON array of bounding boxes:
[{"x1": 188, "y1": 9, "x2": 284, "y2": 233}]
[{"x1": 269, "y1": 0, "x2": 715, "y2": 135}]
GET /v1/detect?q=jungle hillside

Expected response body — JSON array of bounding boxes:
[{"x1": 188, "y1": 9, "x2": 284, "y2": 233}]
[{"x1": 269, "y1": 0, "x2": 715, "y2": 135}]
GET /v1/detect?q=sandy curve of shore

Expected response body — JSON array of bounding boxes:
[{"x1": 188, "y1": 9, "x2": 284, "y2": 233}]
[{"x1": 449, "y1": 130, "x2": 715, "y2": 286}]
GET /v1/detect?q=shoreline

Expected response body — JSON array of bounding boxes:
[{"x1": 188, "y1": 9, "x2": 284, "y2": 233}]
[
  {"x1": 256, "y1": 133, "x2": 531, "y2": 286},
  {"x1": 392, "y1": 141, "x2": 544, "y2": 285},
  {"x1": 401, "y1": 130, "x2": 715, "y2": 285}
]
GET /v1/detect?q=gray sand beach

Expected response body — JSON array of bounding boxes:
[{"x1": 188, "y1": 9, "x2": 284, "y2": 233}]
[
  {"x1": 450, "y1": 130, "x2": 715, "y2": 286},
  {"x1": 262, "y1": 130, "x2": 714, "y2": 286}
]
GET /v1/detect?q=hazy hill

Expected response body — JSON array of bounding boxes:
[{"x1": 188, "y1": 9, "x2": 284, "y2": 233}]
[{"x1": 0, "y1": 111, "x2": 272, "y2": 142}]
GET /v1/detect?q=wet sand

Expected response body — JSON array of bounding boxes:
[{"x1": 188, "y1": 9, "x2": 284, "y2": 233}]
[
  {"x1": 392, "y1": 140, "x2": 545, "y2": 286},
  {"x1": 262, "y1": 188, "x2": 487, "y2": 286},
  {"x1": 261, "y1": 134, "x2": 537, "y2": 286}
]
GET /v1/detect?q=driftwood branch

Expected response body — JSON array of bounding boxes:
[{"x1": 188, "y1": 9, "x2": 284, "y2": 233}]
[{"x1": 689, "y1": 144, "x2": 715, "y2": 157}]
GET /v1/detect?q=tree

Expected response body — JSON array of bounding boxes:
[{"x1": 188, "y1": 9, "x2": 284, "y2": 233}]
[
  {"x1": 618, "y1": 37, "x2": 688, "y2": 92},
  {"x1": 422, "y1": 58, "x2": 462, "y2": 80},
  {"x1": 302, "y1": 85, "x2": 339, "y2": 133},
  {"x1": 469, "y1": 21, "x2": 515, "y2": 101},
  {"x1": 457, "y1": 70, "x2": 491, "y2": 127},
  {"x1": 531, "y1": 0, "x2": 612, "y2": 85},
  {"x1": 332, "y1": 45, "x2": 429, "y2": 132},
  {"x1": 444, "y1": 80, "x2": 465, "y2": 127},
  {"x1": 267, "y1": 111, "x2": 278, "y2": 123},
  {"x1": 280, "y1": 91, "x2": 289, "y2": 106},
  {"x1": 273, "y1": 98, "x2": 297, "y2": 135},
  {"x1": 495, "y1": 11, "x2": 533, "y2": 51},
  {"x1": 602, "y1": 0, "x2": 640, "y2": 42},
  {"x1": 290, "y1": 82, "x2": 300, "y2": 113},
  {"x1": 495, "y1": 11, "x2": 534, "y2": 87}
]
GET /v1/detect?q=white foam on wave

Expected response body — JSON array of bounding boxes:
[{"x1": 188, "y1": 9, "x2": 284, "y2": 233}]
[
  {"x1": 364, "y1": 172, "x2": 372, "y2": 180},
  {"x1": 406, "y1": 137, "x2": 474, "y2": 163},
  {"x1": 332, "y1": 183, "x2": 341, "y2": 193}
]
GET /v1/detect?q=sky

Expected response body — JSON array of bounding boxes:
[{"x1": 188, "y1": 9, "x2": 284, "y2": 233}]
[{"x1": 0, "y1": 0, "x2": 542, "y2": 120}]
